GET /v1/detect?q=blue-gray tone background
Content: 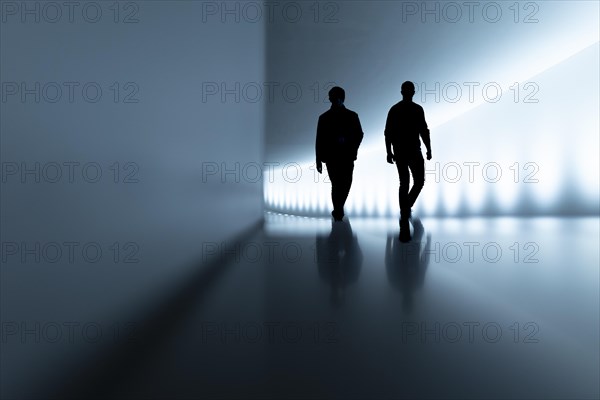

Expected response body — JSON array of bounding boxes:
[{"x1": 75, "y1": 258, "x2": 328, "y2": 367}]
[{"x1": 1, "y1": 1, "x2": 599, "y2": 398}]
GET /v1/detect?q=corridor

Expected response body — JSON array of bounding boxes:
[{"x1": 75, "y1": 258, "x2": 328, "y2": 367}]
[{"x1": 41, "y1": 214, "x2": 600, "y2": 399}]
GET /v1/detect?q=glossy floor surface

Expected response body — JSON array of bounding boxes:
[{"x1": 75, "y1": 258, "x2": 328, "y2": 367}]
[{"x1": 20, "y1": 215, "x2": 600, "y2": 398}]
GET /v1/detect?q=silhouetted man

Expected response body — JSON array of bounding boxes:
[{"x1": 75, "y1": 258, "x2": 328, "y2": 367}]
[
  {"x1": 385, "y1": 81, "x2": 432, "y2": 242},
  {"x1": 316, "y1": 86, "x2": 364, "y2": 221}
]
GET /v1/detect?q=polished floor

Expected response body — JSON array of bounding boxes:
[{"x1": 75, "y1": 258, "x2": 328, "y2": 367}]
[{"x1": 20, "y1": 215, "x2": 600, "y2": 398}]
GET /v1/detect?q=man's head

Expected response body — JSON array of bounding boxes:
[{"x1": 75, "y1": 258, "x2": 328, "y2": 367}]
[
  {"x1": 328, "y1": 86, "x2": 345, "y2": 106},
  {"x1": 401, "y1": 81, "x2": 415, "y2": 100}
]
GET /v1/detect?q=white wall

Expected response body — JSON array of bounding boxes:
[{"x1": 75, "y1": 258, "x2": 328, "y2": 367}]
[{"x1": 1, "y1": 2, "x2": 264, "y2": 397}]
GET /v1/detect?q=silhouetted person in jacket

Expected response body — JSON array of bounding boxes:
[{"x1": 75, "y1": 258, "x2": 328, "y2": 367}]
[
  {"x1": 316, "y1": 86, "x2": 364, "y2": 221},
  {"x1": 385, "y1": 81, "x2": 432, "y2": 242}
]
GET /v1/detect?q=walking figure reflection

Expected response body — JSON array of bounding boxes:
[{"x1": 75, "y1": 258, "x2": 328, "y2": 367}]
[
  {"x1": 315, "y1": 219, "x2": 363, "y2": 307},
  {"x1": 385, "y1": 218, "x2": 431, "y2": 313}
]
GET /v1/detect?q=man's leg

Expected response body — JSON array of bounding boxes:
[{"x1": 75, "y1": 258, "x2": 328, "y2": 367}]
[
  {"x1": 396, "y1": 158, "x2": 410, "y2": 220},
  {"x1": 327, "y1": 160, "x2": 354, "y2": 220},
  {"x1": 407, "y1": 153, "x2": 425, "y2": 209},
  {"x1": 326, "y1": 162, "x2": 343, "y2": 220},
  {"x1": 338, "y1": 160, "x2": 354, "y2": 214},
  {"x1": 396, "y1": 157, "x2": 412, "y2": 241}
]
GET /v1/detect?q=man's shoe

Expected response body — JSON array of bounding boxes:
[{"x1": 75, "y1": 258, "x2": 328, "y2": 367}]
[
  {"x1": 332, "y1": 210, "x2": 344, "y2": 221},
  {"x1": 400, "y1": 208, "x2": 412, "y2": 221},
  {"x1": 399, "y1": 218, "x2": 411, "y2": 242},
  {"x1": 399, "y1": 229, "x2": 412, "y2": 243}
]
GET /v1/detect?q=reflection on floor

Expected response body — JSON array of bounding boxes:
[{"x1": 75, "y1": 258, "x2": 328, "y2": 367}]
[{"x1": 62, "y1": 214, "x2": 599, "y2": 398}]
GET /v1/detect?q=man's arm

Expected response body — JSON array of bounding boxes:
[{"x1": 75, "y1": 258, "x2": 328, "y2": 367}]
[
  {"x1": 385, "y1": 137, "x2": 394, "y2": 163},
  {"x1": 353, "y1": 113, "x2": 364, "y2": 156},
  {"x1": 315, "y1": 116, "x2": 324, "y2": 173},
  {"x1": 384, "y1": 109, "x2": 395, "y2": 164},
  {"x1": 419, "y1": 108, "x2": 432, "y2": 160}
]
